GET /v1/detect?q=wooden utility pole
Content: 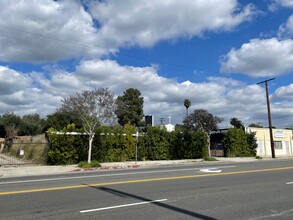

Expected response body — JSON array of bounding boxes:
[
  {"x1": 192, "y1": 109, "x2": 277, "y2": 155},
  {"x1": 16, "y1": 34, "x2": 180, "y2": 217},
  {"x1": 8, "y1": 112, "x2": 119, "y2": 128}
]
[{"x1": 257, "y1": 78, "x2": 275, "y2": 158}]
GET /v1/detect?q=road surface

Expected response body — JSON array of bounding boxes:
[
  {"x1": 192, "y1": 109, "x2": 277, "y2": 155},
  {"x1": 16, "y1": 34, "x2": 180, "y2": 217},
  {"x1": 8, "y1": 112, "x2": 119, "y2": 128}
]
[{"x1": 1, "y1": 160, "x2": 293, "y2": 219}]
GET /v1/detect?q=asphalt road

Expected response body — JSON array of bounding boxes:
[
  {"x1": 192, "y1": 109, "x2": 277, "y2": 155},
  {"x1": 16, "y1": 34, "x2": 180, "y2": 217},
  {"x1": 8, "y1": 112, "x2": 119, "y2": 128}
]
[{"x1": 1, "y1": 160, "x2": 293, "y2": 220}]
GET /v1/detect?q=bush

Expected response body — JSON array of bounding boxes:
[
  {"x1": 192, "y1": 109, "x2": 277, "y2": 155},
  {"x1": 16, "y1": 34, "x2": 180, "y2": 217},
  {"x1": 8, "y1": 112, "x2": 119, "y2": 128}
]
[
  {"x1": 47, "y1": 124, "x2": 87, "y2": 165},
  {"x1": 78, "y1": 160, "x2": 101, "y2": 168},
  {"x1": 223, "y1": 128, "x2": 257, "y2": 157},
  {"x1": 203, "y1": 156, "x2": 218, "y2": 161}
]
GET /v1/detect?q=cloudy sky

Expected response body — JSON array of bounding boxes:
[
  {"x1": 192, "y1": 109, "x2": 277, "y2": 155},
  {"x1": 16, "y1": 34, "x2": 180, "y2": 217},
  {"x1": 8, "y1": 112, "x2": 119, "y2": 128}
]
[{"x1": 1, "y1": 0, "x2": 293, "y2": 128}]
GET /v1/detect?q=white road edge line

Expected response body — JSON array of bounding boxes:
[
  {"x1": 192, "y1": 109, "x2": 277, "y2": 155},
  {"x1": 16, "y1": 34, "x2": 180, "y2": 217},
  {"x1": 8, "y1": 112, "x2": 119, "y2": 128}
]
[
  {"x1": 286, "y1": 182, "x2": 293, "y2": 185},
  {"x1": 0, "y1": 166, "x2": 236, "y2": 185},
  {"x1": 80, "y1": 199, "x2": 168, "y2": 213}
]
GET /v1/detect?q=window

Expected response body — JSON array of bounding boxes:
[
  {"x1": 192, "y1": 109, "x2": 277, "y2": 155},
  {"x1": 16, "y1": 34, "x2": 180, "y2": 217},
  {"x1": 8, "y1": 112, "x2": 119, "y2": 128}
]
[{"x1": 274, "y1": 141, "x2": 282, "y2": 149}]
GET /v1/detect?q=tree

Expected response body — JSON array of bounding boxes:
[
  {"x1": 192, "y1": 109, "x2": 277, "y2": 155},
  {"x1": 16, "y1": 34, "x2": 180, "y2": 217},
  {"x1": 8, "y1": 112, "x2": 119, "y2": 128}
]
[
  {"x1": 230, "y1": 117, "x2": 245, "y2": 130},
  {"x1": 184, "y1": 99, "x2": 191, "y2": 117},
  {"x1": 184, "y1": 109, "x2": 223, "y2": 132},
  {"x1": 184, "y1": 99, "x2": 191, "y2": 129},
  {"x1": 44, "y1": 111, "x2": 83, "y2": 131},
  {"x1": 115, "y1": 88, "x2": 144, "y2": 127},
  {"x1": 248, "y1": 123, "x2": 263, "y2": 128},
  {"x1": 222, "y1": 128, "x2": 257, "y2": 157},
  {"x1": 183, "y1": 109, "x2": 223, "y2": 157},
  {"x1": 59, "y1": 88, "x2": 116, "y2": 163},
  {"x1": 18, "y1": 113, "x2": 45, "y2": 135},
  {"x1": 0, "y1": 112, "x2": 21, "y2": 138}
]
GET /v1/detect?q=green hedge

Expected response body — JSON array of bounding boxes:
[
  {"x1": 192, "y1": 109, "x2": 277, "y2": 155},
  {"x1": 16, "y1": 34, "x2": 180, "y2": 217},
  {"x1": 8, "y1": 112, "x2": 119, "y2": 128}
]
[
  {"x1": 222, "y1": 128, "x2": 257, "y2": 157},
  {"x1": 47, "y1": 124, "x2": 210, "y2": 165}
]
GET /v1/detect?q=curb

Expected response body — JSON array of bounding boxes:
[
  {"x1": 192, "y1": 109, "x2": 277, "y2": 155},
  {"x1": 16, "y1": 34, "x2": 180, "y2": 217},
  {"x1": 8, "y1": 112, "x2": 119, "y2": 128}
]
[{"x1": 71, "y1": 164, "x2": 141, "y2": 172}]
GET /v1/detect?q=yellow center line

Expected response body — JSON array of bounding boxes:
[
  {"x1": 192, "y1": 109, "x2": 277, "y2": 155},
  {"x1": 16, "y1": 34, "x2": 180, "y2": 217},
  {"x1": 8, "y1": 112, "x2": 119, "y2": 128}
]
[{"x1": 1, "y1": 166, "x2": 293, "y2": 196}]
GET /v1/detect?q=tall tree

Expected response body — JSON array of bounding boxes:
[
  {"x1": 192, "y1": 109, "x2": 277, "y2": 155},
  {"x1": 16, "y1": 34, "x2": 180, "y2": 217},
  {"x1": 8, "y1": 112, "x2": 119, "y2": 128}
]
[
  {"x1": 0, "y1": 112, "x2": 21, "y2": 138},
  {"x1": 230, "y1": 117, "x2": 245, "y2": 130},
  {"x1": 115, "y1": 88, "x2": 144, "y2": 127},
  {"x1": 184, "y1": 99, "x2": 191, "y2": 129},
  {"x1": 183, "y1": 109, "x2": 223, "y2": 157},
  {"x1": 184, "y1": 99, "x2": 191, "y2": 117},
  {"x1": 185, "y1": 109, "x2": 223, "y2": 132},
  {"x1": 44, "y1": 111, "x2": 83, "y2": 131},
  {"x1": 59, "y1": 88, "x2": 116, "y2": 163},
  {"x1": 18, "y1": 113, "x2": 45, "y2": 135},
  {"x1": 248, "y1": 123, "x2": 263, "y2": 128}
]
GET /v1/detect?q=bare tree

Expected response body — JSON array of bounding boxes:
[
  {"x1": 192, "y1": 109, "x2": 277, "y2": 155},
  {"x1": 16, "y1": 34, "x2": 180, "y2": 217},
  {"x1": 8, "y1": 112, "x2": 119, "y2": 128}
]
[{"x1": 60, "y1": 88, "x2": 116, "y2": 163}]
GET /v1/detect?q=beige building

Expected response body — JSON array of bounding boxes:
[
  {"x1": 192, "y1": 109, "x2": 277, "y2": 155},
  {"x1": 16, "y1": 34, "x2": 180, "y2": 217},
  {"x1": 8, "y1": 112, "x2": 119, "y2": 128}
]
[{"x1": 247, "y1": 127, "x2": 293, "y2": 157}]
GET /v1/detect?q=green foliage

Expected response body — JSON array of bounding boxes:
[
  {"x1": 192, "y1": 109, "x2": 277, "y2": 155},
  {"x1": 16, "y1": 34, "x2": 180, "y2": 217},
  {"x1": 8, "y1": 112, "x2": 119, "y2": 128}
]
[
  {"x1": 78, "y1": 160, "x2": 101, "y2": 168},
  {"x1": 248, "y1": 123, "x2": 263, "y2": 128},
  {"x1": 170, "y1": 129, "x2": 208, "y2": 159},
  {"x1": 203, "y1": 156, "x2": 218, "y2": 161},
  {"x1": 44, "y1": 111, "x2": 83, "y2": 131},
  {"x1": 47, "y1": 124, "x2": 88, "y2": 165},
  {"x1": 115, "y1": 88, "x2": 144, "y2": 127},
  {"x1": 246, "y1": 131, "x2": 258, "y2": 156},
  {"x1": 94, "y1": 125, "x2": 125, "y2": 162},
  {"x1": 0, "y1": 112, "x2": 21, "y2": 137},
  {"x1": 183, "y1": 109, "x2": 223, "y2": 132},
  {"x1": 138, "y1": 126, "x2": 171, "y2": 160},
  {"x1": 19, "y1": 114, "x2": 45, "y2": 136},
  {"x1": 0, "y1": 112, "x2": 46, "y2": 137},
  {"x1": 230, "y1": 117, "x2": 245, "y2": 130},
  {"x1": 222, "y1": 128, "x2": 257, "y2": 157}
]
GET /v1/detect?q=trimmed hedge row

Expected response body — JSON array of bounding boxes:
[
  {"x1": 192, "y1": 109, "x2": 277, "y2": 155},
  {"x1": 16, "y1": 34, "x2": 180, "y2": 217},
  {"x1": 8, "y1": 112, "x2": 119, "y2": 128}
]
[{"x1": 47, "y1": 124, "x2": 209, "y2": 165}]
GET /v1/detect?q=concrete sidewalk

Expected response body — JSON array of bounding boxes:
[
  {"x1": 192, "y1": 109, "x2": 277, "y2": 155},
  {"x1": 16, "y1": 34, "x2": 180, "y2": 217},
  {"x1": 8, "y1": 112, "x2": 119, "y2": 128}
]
[{"x1": 0, "y1": 157, "x2": 291, "y2": 178}]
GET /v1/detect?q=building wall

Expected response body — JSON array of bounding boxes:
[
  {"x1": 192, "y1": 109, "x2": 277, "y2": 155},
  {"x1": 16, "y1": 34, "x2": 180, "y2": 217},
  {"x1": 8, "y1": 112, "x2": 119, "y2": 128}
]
[{"x1": 247, "y1": 127, "x2": 293, "y2": 157}]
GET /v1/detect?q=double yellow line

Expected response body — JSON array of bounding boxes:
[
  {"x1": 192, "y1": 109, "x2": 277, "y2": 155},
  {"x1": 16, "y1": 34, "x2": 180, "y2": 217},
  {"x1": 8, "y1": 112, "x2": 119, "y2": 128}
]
[{"x1": 1, "y1": 166, "x2": 293, "y2": 196}]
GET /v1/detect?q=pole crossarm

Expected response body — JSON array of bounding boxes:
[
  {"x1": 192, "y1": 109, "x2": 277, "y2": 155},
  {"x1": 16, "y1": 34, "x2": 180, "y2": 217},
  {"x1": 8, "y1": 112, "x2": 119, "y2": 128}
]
[{"x1": 256, "y1": 78, "x2": 275, "y2": 85}]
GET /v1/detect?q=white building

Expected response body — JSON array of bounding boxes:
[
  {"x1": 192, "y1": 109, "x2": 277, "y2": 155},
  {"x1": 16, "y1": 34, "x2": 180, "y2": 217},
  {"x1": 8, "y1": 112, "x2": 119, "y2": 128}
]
[
  {"x1": 247, "y1": 127, "x2": 293, "y2": 157},
  {"x1": 164, "y1": 115, "x2": 175, "y2": 132}
]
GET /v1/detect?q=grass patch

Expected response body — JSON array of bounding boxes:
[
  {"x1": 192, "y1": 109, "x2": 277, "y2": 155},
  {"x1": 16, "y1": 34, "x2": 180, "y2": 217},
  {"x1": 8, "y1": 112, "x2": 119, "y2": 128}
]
[
  {"x1": 78, "y1": 160, "x2": 101, "y2": 168},
  {"x1": 203, "y1": 156, "x2": 218, "y2": 161}
]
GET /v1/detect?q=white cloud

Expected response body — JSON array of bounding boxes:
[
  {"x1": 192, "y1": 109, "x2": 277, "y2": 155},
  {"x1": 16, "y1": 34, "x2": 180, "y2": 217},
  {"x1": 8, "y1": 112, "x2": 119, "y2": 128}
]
[
  {"x1": 270, "y1": 0, "x2": 293, "y2": 9},
  {"x1": 0, "y1": 66, "x2": 31, "y2": 95},
  {"x1": 89, "y1": 0, "x2": 257, "y2": 48},
  {"x1": 220, "y1": 38, "x2": 293, "y2": 77},
  {"x1": 0, "y1": 0, "x2": 257, "y2": 63},
  {"x1": 0, "y1": 0, "x2": 103, "y2": 62},
  {"x1": 273, "y1": 83, "x2": 293, "y2": 100},
  {"x1": 278, "y1": 15, "x2": 293, "y2": 38},
  {"x1": 1, "y1": 60, "x2": 293, "y2": 128}
]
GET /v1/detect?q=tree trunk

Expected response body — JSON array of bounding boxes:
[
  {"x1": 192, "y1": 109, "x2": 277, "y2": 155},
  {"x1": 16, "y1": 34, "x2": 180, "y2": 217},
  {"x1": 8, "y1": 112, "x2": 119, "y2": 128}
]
[
  {"x1": 88, "y1": 133, "x2": 94, "y2": 163},
  {"x1": 208, "y1": 132, "x2": 211, "y2": 157}
]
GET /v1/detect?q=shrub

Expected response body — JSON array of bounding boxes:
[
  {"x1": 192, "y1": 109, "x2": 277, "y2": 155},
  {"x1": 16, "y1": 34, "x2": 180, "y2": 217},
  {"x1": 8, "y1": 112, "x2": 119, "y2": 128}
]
[
  {"x1": 78, "y1": 160, "x2": 101, "y2": 168},
  {"x1": 223, "y1": 128, "x2": 257, "y2": 157},
  {"x1": 203, "y1": 156, "x2": 218, "y2": 161}
]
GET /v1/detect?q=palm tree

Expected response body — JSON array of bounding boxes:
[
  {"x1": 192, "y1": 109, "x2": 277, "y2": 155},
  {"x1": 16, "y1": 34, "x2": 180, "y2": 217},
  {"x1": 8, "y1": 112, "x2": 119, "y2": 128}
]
[{"x1": 184, "y1": 99, "x2": 191, "y2": 117}]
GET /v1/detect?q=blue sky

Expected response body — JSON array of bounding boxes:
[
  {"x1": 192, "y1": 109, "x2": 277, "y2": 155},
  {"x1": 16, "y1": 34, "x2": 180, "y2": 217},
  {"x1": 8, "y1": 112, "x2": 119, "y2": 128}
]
[{"x1": 0, "y1": 0, "x2": 293, "y2": 128}]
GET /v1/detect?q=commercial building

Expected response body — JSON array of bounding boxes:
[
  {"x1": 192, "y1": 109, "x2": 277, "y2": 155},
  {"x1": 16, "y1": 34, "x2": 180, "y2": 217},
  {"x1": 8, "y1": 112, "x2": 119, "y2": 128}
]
[{"x1": 247, "y1": 127, "x2": 293, "y2": 157}]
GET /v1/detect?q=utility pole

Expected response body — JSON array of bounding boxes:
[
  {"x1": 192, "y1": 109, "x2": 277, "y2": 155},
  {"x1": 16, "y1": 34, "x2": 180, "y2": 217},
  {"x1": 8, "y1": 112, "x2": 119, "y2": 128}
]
[{"x1": 257, "y1": 78, "x2": 275, "y2": 158}]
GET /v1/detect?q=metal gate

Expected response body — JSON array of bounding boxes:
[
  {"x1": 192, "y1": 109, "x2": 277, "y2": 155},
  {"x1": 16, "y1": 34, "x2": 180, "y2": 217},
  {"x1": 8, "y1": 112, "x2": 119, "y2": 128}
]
[
  {"x1": 0, "y1": 139, "x2": 48, "y2": 166},
  {"x1": 0, "y1": 152, "x2": 29, "y2": 165}
]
